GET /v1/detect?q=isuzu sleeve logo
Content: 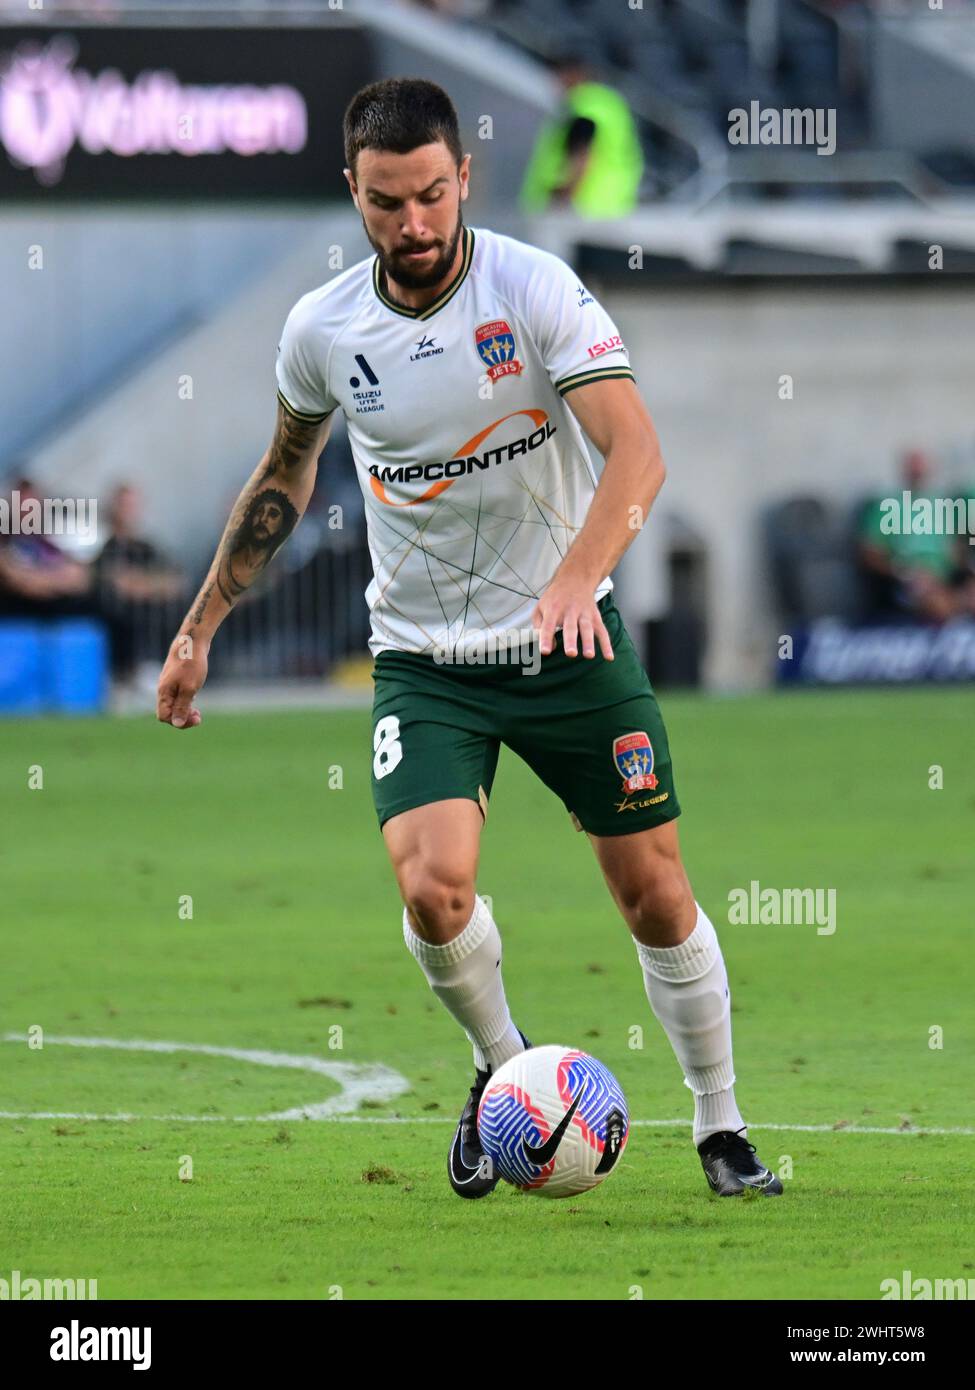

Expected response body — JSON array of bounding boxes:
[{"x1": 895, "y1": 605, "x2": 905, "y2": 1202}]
[{"x1": 587, "y1": 335, "x2": 623, "y2": 358}]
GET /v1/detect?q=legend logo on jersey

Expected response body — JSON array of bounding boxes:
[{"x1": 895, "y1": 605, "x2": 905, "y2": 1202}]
[
  {"x1": 474, "y1": 319, "x2": 523, "y2": 382},
  {"x1": 613, "y1": 733, "x2": 658, "y2": 792}
]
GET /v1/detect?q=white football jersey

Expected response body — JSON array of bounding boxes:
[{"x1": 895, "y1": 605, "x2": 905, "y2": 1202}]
[{"x1": 275, "y1": 224, "x2": 634, "y2": 657}]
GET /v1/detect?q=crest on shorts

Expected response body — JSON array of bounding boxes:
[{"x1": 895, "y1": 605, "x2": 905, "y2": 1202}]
[
  {"x1": 474, "y1": 319, "x2": 523, "y2": 382},
  {"x1": 613, "y1": 732, "x2": 658, "y2": 792}
]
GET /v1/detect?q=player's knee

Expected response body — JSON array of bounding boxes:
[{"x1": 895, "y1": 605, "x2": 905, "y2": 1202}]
[
  {"x1": 400, "y1": 864, "x2": 475, "y2": 942},
  {"x1": 620, "y1": 866, "x2": 694, "y2": 944}
]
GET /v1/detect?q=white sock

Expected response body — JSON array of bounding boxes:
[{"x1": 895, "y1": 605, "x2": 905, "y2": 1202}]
[
  {"x1": 403, "y1": 893, "x2": 525, "y2": 1074},
  {"x1": 634, "y1": 902, "x2": 746, "y2": 1147}
]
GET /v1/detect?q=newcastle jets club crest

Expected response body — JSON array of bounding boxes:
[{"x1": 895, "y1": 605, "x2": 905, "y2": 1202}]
[
  {"x1": 474, "y1": 319, "x2": 524, "y2": 382},
  {"x1": 613, "y1": 732, "x2": 658, "y2": 793}
]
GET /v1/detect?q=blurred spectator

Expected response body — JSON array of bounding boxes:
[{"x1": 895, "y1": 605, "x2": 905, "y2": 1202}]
[
  {"x1": 857, "y1": 450, "x2": 975, "y2": 623},
  {"x1": 953, "y1": 469, "x2": 975, "y2": 599},
  {"x1": 0, "y1": 476, "x2": 90, "y2": 616},
  {"x1": 92, "y1": 483, "x2": 186, "y2": 681},
  {"x1": 519, "y1": 54, "x2": 644, "y2": 217}
]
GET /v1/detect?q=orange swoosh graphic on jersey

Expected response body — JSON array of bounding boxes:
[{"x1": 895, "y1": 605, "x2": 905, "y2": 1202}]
[{"x1": 369, "y1": 408, "x2": 550, "y2": 507}]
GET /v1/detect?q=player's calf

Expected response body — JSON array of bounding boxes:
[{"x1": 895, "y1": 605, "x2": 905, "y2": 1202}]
[{"x1": 592, "y1": 822, "x2": 696, "y2": 948}]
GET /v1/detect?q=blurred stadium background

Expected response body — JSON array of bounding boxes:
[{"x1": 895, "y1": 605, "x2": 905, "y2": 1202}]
[{"x1": 3, "y1": 0, "x2": 975, "y2": 713}]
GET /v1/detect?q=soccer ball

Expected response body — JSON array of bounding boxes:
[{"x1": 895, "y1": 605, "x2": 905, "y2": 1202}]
[{"x1": 477, "y1": 1045, "x2": 629, "y2": 1198}]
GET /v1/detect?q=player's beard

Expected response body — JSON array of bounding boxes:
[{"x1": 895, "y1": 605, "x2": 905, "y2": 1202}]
[{"x1": 368, "y1": 212, "x2": 464, "y2": 293}]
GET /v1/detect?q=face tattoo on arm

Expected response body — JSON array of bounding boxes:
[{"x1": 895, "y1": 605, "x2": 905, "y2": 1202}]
[{"x1": 215, "y1": 486, "x2": 300, "y2": 606}]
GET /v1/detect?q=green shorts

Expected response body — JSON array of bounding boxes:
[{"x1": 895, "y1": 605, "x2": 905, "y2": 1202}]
[{"x1": 369, "y1": 593, "x2": 681, "y2": 838}]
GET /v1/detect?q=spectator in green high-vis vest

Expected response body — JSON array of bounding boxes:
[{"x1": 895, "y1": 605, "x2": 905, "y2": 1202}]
[{"x1": 520, "y1": 56, "x2": 644, "y2": 217}]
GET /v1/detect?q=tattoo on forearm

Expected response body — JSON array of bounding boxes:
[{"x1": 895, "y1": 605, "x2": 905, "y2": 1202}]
[
  {"x1": 185, "y1": 405, "x2": 318, "y2": 628},
  {"x1": 186, "y1": 485, "x2": 300, "y2": 627},
  {"x1": 191, "y1": 582, "x2": 214, "y2": 626},
  {"x1": 217, "y1": 486, "x2": 300, "y2": 605},
  {"x1": 267, "y1": 408, "x2": 323, "y2": 475}
]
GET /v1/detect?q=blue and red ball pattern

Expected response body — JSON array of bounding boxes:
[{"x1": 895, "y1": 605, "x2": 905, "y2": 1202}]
[{"x1": 478, "y1": 1049, "x2": 629, "y2": 1192}]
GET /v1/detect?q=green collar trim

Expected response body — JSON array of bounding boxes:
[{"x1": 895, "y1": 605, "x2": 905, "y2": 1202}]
[{"x1": 372, "y1": 225, "x2": 475, "y2": 321}]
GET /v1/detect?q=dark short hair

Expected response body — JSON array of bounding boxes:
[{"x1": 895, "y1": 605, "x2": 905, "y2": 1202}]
[{"x1": 343, "y1": 78, "x2": 462, "y2": 174}]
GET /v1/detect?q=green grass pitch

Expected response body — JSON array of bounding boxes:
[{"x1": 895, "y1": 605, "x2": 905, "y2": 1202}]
[{"x1": 1, "y1": 688, "x2": 972, "y2": 1300}]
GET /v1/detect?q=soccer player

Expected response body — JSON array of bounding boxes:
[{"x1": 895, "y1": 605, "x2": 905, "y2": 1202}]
[{"x1": 156, "y1": 78, "x2": 782, "y2": 1199}]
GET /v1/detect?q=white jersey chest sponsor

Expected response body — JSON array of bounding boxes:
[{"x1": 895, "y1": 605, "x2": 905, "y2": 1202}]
[{"x1": 334, "y1": 283, "x2": 562, "y2": 502}]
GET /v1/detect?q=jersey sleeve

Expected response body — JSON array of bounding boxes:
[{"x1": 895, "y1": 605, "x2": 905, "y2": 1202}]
[
  {"x1": 274, "y1": 297, "x2": 338, "y2": 424},
  {"x1": 526, "y1": 252, "x2": 635, "y2": 399}
]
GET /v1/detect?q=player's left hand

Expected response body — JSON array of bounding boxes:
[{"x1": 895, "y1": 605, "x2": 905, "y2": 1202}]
[{"x1": 532, "y1": 576, "x2": 614, "y2": 660}]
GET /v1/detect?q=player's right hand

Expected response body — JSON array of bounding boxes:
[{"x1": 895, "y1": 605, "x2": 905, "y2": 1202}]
[{"x1": 156, "y1": 633, "x2": 209, "y2": 729}]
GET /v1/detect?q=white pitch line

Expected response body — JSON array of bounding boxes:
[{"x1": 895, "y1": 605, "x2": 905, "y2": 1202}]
[
  {"x1": 0, "y1": 1112, "x2": 971, "y2": 1137},
  {"x1": 1, "y1": 1034, "x2": 971, "y2": 1136},
  {"x1": 0, "y1": 1032, "x2": 410, "y2": 1120}
]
